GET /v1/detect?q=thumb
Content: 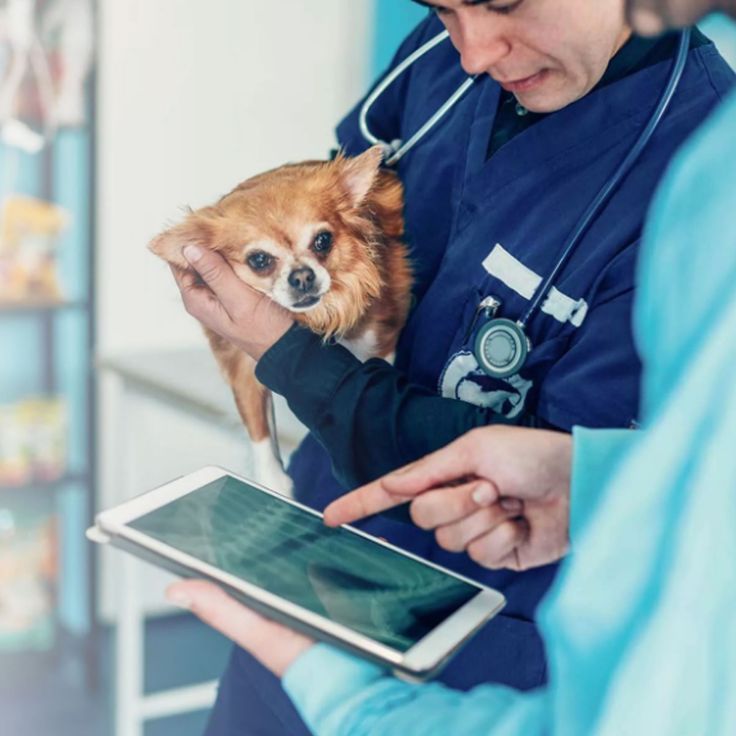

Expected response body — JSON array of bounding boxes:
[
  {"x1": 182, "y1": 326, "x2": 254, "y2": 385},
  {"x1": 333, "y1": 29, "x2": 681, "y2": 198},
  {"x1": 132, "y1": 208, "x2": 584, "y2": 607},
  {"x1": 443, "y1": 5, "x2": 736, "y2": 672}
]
[{"x1": 182, "y1": 245, "x2": 239, "y2": 303}]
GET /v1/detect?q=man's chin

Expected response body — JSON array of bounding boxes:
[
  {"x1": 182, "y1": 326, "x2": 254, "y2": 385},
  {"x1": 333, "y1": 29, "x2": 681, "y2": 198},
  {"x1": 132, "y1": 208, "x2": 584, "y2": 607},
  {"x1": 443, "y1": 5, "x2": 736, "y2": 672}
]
[
  {"x1": 515, "y1": 91, "x2": 573, "y2": 115},
  {"x1": 510, "y1": 74, "x2": 581, "y2": 114}
]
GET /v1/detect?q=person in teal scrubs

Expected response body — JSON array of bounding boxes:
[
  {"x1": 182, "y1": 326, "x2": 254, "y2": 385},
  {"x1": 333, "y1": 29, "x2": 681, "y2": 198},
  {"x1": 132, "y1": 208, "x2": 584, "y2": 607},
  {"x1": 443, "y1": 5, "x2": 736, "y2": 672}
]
[{"x1": 165, "y1": 1, "x2": 736, "y2": 733}]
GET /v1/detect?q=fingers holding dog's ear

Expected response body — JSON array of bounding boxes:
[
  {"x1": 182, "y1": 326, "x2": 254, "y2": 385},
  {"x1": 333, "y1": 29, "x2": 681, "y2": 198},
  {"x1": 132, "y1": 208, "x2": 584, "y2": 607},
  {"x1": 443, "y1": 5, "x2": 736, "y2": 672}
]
[
  {"x1": 180, "y1": 245, "x2": 251, "y2": 315},
  {"x1": 169, "y1": 263, "x2": 196, "y2": 291},
  {"x1": 169, "y1": 263, "x2": 208, "y2": 302},
  {"x1": 149, "y1": 228, "x2": 193, "y2": 268},
  {"x1": 183, "y1": 245, "x2": 225, "y2": 285},
  {"x1": 169, "y1": 262, "x2": 229, "y2": 327}
]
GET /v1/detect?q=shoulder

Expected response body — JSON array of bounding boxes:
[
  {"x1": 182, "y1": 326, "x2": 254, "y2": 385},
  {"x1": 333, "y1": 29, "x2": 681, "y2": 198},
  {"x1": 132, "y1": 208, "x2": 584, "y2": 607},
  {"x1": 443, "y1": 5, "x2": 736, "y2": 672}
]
[
  {"x1": 637, "y1": 89, "x2": 736, "y2": 359},
  {"x1": 689, "y1": 41, "x2": 736, "y2": 102},
  {"x1": 625, "y1": 40, "x2": 735, "y2": 156},
  {"x1": 647, "y1": 87, "x2": 736, "y2": 241}
]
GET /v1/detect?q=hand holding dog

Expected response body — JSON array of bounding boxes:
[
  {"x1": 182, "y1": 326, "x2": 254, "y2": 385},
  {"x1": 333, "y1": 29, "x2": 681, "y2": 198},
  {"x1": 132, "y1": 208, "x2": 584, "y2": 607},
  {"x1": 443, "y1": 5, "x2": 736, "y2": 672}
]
[
  {"x1": 324, "y1": 426, "x2": 573, "y2": 571},
  {"x1": 171, "y1": 245, "x2": 293, "y2": 360}
]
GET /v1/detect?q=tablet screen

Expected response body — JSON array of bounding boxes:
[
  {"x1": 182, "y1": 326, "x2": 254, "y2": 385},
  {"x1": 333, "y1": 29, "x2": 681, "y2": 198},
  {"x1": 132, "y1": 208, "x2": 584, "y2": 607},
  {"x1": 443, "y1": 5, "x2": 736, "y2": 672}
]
[{"x1": 128, "y1": 475, "x2": 479, "y2": 651}]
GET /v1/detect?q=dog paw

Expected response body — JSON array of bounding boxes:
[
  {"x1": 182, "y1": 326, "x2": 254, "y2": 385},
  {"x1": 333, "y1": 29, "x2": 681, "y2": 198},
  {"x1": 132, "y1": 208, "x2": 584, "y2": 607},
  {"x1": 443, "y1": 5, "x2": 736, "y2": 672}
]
[
  {"x1": 259, "y1": 466, "x2": 294, "y2": 498},
  {"x1": 250, "y1": 439, "x2": 294, "y2": 497}
]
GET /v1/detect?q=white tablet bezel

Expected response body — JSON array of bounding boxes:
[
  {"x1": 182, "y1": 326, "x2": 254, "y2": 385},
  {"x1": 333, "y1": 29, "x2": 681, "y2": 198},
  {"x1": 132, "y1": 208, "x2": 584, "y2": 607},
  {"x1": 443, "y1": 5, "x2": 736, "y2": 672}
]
[{"x1": 90, "y1": 466, "x2": 505, "y2": 678}]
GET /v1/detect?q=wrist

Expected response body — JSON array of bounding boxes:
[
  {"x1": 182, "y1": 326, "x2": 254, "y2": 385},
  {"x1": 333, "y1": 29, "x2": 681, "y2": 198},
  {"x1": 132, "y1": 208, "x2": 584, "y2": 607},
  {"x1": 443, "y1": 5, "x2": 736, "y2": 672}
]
[
  {"x1": 271, "y1": 638, "x2": 315, "y2": 678},
  {"x1": 245, "y1": 316, "x2": 293, "y2": 360}
]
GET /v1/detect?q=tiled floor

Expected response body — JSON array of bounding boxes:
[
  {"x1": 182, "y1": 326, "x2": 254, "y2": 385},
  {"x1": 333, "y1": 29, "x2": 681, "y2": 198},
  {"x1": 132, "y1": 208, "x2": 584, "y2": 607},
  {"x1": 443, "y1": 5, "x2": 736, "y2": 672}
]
[{"x1": 0, "y1": 613, "x2": 232, "y2": 736}]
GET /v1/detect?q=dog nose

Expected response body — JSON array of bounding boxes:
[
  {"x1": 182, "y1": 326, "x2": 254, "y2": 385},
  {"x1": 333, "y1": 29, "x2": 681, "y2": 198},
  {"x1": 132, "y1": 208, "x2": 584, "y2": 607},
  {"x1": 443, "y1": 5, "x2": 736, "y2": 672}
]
[{"x1": 288, "y1": 267, "x2": 316, "y2": 293}]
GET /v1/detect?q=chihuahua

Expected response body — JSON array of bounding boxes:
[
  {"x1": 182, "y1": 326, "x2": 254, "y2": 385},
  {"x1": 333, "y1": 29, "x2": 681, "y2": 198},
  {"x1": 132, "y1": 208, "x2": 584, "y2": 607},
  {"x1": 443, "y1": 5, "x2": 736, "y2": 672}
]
[{"x1": 149, "y1": 146, "x2": 412, "y2": 494}]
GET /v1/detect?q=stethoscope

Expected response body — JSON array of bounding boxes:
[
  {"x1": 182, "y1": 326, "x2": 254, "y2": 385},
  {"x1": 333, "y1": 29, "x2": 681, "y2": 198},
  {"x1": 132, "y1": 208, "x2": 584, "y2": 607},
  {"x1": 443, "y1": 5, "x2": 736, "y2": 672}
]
[
  {"x1": 361, "y1": 28, "x2": 692, "y2": 379},
  {"x1": 360, "y1": 30, "x2": 478, "y2": 166}
]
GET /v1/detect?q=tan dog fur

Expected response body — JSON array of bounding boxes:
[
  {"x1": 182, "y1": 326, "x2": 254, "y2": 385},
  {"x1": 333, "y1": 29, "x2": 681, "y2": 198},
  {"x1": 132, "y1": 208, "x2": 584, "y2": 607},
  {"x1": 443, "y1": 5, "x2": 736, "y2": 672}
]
[{"x1": 149, "y1": 147, "x2": 412, "y2": 493}]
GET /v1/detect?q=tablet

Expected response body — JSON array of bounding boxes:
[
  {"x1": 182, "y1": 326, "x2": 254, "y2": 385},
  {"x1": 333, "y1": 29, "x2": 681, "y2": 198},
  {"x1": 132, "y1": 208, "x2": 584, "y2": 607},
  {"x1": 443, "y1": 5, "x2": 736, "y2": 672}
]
[{"x1": 88, "y1": 466, "x2": 505, "y2": 680}]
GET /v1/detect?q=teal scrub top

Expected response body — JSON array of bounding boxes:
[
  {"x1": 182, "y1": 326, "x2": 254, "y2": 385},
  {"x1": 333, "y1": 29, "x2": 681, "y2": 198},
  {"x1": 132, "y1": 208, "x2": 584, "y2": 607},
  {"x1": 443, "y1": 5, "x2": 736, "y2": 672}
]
[{"x1": 279, "y1": 82, "x2": 736, "y2": 736}]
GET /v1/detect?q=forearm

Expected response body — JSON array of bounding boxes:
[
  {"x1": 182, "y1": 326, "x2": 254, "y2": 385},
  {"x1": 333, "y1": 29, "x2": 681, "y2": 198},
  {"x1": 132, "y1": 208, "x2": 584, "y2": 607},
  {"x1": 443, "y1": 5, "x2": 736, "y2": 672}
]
[
  {"x1": 256, "y1": 326, "x2": 546, "y2": 488},
  {"x1": 283, "y1": 644, "x2": 549, "y2": 736}
]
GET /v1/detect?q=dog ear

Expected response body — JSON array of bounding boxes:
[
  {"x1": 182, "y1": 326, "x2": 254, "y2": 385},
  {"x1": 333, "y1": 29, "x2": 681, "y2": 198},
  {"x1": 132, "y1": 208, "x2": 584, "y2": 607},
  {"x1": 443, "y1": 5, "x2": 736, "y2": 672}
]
[
  {"x1": 340, "y1": 145, "x2": 384, "y2": 207},
  {"x1": 148, "y1": 211, "x2": 216, "y2": 268}
]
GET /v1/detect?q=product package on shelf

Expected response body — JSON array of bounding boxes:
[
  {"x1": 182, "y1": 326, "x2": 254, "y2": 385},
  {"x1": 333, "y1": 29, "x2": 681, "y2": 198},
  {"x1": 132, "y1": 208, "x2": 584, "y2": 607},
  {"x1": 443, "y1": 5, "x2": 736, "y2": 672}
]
[
  {"x1": 0, "y1": 397, "x2": 67, "y2": 486},
  {"x1": 0, "y1": 195, "x2": 70, "y2": 304},
  {"x1": 0, "y1": 0, "x2": 95, "y2": 145},
  {"x1": 0, "y1": 500, "x2": 58, "y2": 651}
]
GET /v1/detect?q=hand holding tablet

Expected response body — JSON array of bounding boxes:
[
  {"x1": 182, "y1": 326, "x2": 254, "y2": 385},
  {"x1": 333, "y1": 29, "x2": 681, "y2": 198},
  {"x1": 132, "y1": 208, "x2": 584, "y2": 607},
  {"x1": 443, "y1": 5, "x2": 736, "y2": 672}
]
[{"x1": 166, "y1": 579, "x2": 314, "y2": 678}]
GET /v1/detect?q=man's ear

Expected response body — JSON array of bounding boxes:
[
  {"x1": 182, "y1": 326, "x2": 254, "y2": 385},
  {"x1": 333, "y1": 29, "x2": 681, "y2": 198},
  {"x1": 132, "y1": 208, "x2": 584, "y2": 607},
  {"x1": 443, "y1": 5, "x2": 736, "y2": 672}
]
[
  {"x1": 339, "y1": 145, "x2": 384, "y2": 207},
  {"x1": 148, "y1": 210, "x2": 216, "y2": 268}
]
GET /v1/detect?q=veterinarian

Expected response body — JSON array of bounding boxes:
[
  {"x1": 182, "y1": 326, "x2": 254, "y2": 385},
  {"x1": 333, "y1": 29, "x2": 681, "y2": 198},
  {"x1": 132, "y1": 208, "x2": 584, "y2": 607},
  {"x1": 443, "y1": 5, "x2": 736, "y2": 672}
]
[
  {"x1": 169, "y1": 3, "x2": 736, "y2": 731},
  {"x1": 169, "y1": 1, "x2": 734, "y2": 733}
]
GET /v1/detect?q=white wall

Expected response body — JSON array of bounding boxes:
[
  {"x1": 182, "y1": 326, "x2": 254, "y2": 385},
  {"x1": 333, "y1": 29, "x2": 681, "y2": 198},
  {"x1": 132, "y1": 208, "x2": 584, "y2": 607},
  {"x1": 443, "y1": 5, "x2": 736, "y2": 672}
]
[
  {"x1": 95, "y1": 0, "x2": 373, "y2": 617},
  {"x1": 97, "y1": 0, "x2": 372, "y2": 354}
]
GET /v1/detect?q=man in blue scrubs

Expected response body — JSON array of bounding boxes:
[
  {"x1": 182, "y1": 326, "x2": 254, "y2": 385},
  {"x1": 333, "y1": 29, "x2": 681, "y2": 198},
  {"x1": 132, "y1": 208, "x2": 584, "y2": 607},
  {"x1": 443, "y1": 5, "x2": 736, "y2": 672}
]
[
  {"x1": 169, "y1": 1, "x2": 733, "y2": 733},
  {"x1": 168, "y1": 4, "x2": 736, "y2": 733}
]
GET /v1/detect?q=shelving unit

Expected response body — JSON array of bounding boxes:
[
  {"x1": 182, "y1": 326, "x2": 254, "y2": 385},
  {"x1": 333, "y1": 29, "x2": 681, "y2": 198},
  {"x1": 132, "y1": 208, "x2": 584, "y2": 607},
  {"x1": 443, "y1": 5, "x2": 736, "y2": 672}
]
[
  {"x1": 0, "y1": 167, "x2": 97, "y2": 690},
  {"x1": 0, "y1": 1, "x2": 97, "y2": 687},
  {"x1": 0, "y1": 299, "x2": 88, "y2": 313}
]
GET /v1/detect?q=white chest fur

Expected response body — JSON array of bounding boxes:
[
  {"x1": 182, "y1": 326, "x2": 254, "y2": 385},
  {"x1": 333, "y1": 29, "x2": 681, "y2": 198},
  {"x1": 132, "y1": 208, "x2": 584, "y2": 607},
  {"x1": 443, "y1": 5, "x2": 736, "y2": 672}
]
[{"x1": 339, "y1": 329, "x2": 381, "y2": 363}]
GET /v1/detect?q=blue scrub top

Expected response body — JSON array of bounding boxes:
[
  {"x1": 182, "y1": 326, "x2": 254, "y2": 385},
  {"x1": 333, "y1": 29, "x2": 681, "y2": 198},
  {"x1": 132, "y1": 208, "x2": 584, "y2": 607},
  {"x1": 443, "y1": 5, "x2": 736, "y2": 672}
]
[
  {"x1": 271, "y1": 15, "x2": 734, "y2": 692},
  {"x1": 283, "y1": 80, "x2": 736, "y2": 736},
  {"x1": 202, "y1": 22, "x2": 736, "y2": 736}
]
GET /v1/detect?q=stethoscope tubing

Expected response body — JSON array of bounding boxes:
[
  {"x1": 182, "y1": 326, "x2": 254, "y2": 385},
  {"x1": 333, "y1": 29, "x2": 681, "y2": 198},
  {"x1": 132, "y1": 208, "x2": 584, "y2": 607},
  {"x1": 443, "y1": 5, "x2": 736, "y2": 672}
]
[
  {"x1": 519, "y1": 28, "x2": 692, "y2": 327},
  {"x1": 360, "y1": 26, "x2": 692, "y2": 380},
  {"x1": 359, "y1": 30, "x2": 478, "y2": 166}
]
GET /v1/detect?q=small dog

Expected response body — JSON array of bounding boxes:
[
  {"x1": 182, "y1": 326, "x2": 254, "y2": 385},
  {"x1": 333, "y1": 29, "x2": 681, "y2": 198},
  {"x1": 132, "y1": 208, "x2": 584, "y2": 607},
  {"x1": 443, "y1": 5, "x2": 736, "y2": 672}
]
[{"x1": 149, "y1": 146, "x2": 412, "y2": 494}]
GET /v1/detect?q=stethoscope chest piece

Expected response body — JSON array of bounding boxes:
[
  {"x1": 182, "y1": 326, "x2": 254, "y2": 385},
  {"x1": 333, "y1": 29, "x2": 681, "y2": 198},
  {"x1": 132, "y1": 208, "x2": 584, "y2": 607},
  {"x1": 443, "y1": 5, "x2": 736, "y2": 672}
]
[{"x1": 474, "y1": 318, "x2": 531, "y2": 379}]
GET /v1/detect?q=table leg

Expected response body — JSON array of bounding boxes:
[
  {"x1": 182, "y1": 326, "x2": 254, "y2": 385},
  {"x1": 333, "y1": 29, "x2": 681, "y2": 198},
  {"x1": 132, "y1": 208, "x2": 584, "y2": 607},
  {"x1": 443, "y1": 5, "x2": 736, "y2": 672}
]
[{"x1": 112, "y1": 377, "x2": 144, "y2": 736}]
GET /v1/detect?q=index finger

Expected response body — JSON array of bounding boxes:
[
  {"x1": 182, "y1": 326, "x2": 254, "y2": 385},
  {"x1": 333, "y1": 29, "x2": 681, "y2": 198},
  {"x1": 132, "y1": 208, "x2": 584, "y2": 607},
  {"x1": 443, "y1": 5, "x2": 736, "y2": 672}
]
[
  {"x1": 323, "y1": 478, "x2": 407, "y2": 527},
  {"x1": 381, "y1": 435, "x2": 481, "y2": 497}
]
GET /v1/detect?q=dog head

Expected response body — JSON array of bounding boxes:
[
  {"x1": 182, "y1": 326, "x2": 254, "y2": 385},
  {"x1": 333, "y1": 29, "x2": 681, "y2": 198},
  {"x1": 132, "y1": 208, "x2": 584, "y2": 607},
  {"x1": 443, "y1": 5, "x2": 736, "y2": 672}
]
[{"x1": 149, "y1": 146, "x2": 400, "y2": 335}]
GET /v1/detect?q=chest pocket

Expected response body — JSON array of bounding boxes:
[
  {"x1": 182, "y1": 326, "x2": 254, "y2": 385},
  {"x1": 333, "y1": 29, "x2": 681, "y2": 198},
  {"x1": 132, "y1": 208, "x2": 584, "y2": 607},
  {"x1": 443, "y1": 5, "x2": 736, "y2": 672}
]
[
  {"x1": 437, "y1": 286, "x2": 534, "y2": 419},
  {"x1": 435, "y1": 241, "x2": 590, "y2": 418}
]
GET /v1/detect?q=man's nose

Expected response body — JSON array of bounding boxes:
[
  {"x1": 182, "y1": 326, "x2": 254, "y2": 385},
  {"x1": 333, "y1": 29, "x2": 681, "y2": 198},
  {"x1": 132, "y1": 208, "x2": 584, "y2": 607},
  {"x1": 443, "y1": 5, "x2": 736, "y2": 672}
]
[
  {"x1": 454, "y1": 22, "x2": 512, "y2": 77},
  {"x1": 288, "y1": 267, "x2": 316, "y2": 292}
]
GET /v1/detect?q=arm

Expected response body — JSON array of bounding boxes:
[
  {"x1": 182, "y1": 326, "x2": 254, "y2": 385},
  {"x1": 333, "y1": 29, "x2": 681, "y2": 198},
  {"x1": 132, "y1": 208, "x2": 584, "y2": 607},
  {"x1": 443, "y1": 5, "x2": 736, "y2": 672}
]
[
  {"x1": 163, "y1": 419, "x2": 576, "y2": 734},
  {"x1": 166, "y1": 579, "x2": 548, "y2": 736},
  {"x1": 283, "y1": 645, "x2": 549, "y2": 736},
  {"x1": 256, "y1": 326, "x2": 545, "y2": 489},
  {"x1": 165, "y1": 425, "x2": 639, "y2": 734},
  {"x1": 259, "y1": 237, "x2": 642, "y2": 488},
  {"x1": 282, "y1": 429, "x2": 639, "y2": 736},
  {"x1": 173, "y1": 242, "x2": 637, "y2": 497}
]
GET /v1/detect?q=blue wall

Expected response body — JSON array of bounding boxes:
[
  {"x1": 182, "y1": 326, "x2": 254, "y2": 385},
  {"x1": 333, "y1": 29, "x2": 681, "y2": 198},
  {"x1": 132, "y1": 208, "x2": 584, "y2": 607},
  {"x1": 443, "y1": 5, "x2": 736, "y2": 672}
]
[{"x1": 371, "y1": 0, "x2": 428, "y2": 76}]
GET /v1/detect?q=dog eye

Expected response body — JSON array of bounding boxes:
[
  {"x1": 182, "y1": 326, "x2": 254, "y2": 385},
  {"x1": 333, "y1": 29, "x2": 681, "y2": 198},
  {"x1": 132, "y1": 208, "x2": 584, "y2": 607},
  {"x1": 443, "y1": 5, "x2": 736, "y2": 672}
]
[
  {"x1": 312, "y1": 230, "x2": 333, "y2": 254},
  {"x1": 246, "y1": 251, "x2": 274, "y2": 271}
]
